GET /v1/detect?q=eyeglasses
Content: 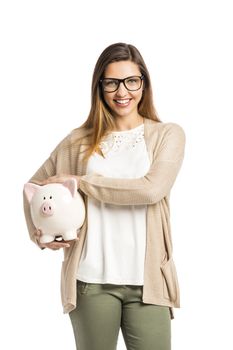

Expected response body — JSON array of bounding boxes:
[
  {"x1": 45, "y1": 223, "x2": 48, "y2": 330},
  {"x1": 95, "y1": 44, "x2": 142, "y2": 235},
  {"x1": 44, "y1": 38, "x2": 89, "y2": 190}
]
[{"x1": 100, "y1": 75, "x2": 144, "y2": 93}]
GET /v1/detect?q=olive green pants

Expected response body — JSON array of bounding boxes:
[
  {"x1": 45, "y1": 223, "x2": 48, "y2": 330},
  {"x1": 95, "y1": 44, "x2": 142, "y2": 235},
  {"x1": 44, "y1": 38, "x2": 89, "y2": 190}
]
[{"x1": 69, "y1": 280, "x2": 171, "y2": 350}]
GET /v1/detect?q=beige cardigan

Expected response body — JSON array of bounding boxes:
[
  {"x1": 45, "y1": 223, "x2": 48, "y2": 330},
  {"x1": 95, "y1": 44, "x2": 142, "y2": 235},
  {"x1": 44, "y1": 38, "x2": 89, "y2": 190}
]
[{"x1": 23, "y1": 117, "x2": 185, "y2": 320}]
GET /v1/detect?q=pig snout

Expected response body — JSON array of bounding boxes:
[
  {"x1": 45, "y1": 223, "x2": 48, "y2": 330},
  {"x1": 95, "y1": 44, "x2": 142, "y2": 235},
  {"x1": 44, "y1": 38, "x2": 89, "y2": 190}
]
[{"x1": 40, "y1": 202, "x2": 54, "y2": 216}]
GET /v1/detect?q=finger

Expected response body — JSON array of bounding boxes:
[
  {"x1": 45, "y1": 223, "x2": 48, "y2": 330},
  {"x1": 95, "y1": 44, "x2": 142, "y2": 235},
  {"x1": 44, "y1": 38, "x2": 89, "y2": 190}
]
[
  {"x1": 61, "y1": 237, "x2": 80, "y2": 244},
  {"x1": 42, "y1": 176, "x2": 61, "y2": 184},
  {"x1": 76, "y1": 176, "x2": 82, "y2": 187},
  {"x1": 49, "y1": 242, "x2": 70, "y2": 249},
  {"x1": 34, "y1": 230, "x2": 42, "y2": 239}
]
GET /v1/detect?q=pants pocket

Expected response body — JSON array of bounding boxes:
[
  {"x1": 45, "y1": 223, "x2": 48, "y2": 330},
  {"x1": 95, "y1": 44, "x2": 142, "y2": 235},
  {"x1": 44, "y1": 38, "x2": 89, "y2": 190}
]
[
  {"x1": 160, "y1": 257, "x2": 179, "y2": 303},
  {"x1": 77, "y1": 280, "x2": 89, "y2": 295}
]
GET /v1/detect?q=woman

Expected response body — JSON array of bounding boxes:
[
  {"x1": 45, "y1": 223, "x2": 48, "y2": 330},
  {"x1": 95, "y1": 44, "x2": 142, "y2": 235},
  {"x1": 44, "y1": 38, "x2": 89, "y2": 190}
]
[{"x1": 23, "y1": 42, "x2": 185, "y2": 350}]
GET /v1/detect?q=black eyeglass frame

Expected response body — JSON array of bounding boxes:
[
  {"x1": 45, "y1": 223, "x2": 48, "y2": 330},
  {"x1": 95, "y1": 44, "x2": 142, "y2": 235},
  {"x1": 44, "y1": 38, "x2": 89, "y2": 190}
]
[{"x1": 99, "y1": 75, "x2": 144, "y2": 93}]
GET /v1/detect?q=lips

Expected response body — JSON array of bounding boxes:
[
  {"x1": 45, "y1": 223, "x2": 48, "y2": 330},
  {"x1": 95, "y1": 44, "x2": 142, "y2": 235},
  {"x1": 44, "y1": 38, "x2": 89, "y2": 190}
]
[{"x1": 113, "y1": 98, "x2": 132, "y2": 107}]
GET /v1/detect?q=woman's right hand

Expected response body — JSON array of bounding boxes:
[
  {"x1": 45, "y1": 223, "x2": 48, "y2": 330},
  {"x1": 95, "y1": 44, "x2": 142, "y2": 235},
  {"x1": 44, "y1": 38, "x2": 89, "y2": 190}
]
[
  {"x1": 37, "y1": 174, "x2": 82, "y2": 187},
  {"x1": 34, "y1": 229, "x2": 79, "y2": 250}
]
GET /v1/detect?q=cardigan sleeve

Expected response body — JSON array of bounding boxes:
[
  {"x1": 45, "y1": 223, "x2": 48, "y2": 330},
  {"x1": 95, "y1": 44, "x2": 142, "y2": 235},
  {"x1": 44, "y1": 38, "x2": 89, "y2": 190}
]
[{"x1": 79, "y1": 123, "x2": 185, "y2": 205}]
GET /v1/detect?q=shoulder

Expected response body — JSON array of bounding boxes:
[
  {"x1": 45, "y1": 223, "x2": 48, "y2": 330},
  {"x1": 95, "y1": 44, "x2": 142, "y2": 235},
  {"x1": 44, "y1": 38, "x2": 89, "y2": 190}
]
[
  {"x1": 50, "y1": 126, "x2": 92, "y2": 156},
  {"x1": 161, "y1": 122, "x2": 185, "y2": 140},
  {"x1": 145, "y1": 119, "x2": 185, "y2": 142},
  {"x1": 60, "y1": 126, "x2": 92, "y2": 147},
  {"x1": 70, "y1": 126, "x2": 93, "y2": 140},
  {"x1": 147, "y1": 121, "x2": 186, "y2": 161}
]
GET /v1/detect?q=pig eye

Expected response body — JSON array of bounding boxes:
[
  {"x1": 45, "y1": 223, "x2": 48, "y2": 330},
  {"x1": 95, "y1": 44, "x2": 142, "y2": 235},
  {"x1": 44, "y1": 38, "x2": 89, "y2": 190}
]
[
  {"x1": 50, "y1": 196, "x2": 52, "y2": 199},
  {"x1": 43, "y1": 196, "x2": 46, "y2": 200}
]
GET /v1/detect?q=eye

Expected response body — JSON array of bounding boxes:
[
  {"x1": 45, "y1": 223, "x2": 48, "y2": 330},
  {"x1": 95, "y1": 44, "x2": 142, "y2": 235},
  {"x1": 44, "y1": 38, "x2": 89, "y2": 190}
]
[
  {"x1": 126, "y1": 77, "x2": 139, "y2": 84},
  {"x1": 50, "y1": 196, "x2": 52, "y2": 199},
  {"x1": 104, "y1": 80, "x2": 118, "y2": 87},
  {"x1": 43, "y1": 196, "x2": 46, "y2": 200}
]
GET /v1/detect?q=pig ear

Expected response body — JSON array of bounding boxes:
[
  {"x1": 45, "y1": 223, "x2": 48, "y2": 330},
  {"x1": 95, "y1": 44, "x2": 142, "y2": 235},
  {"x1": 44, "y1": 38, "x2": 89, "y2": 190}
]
[
  {"x1": 24, "y1": 182, "x2": 41, "y2": 202},
  {"x1": 62, "y1": 178, "x2": 77, "y2": 197}
]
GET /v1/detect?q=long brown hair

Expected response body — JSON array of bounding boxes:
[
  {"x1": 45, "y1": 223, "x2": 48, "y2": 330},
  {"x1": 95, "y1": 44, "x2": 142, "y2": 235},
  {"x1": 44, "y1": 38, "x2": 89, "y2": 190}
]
[{"x1": 76, "y1": 42, "x2": 161, "y2": 162}]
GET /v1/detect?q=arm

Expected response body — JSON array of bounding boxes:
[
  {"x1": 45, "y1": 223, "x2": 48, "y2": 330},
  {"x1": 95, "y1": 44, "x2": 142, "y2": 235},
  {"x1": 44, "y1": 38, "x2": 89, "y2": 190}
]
[
  {"x1": 79, "y1": 123, "x2": 185, "y2": 205},
  {"x1": 23, "y1": 131, "x2": 83, "y2": 249}
]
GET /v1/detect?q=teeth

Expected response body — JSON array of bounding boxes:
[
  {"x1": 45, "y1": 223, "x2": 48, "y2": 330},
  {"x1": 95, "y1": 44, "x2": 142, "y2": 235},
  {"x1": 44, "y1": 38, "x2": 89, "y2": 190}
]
[{"x1": 115, "y1": 99, "x2": 130, "y2": 104}]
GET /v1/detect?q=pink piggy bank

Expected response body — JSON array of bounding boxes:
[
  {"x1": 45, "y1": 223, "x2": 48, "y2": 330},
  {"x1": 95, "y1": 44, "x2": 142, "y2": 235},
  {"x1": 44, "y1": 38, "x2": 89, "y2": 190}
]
[{"x1": 24, "y1": 178, "x2": 85, "y2": 244}]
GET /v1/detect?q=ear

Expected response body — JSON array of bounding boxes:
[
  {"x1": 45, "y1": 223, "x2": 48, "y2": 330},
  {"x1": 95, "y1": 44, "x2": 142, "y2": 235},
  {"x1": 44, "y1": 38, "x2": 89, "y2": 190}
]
[
  {"x1": 62, "y1": 178, "x2": 77, "y2": 197},
  {"x1": 24, "y1": 182, "x2": 41, "y2": 202}
]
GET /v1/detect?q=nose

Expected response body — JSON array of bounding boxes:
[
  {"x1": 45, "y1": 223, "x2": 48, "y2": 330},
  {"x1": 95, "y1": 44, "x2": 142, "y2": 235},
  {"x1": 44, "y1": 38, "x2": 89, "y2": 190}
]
[
  {"x1": 40, "y1": 202, "x2": 54, "y2": 216},
  {"x1": 115, "y1": 82, "x2": 128, "y2": 96}
]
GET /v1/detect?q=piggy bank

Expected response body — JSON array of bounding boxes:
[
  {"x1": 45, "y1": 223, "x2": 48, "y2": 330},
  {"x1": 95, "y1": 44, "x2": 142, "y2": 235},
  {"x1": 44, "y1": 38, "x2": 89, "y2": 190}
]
[{"x1": 24, "y1": 178, "x2": 85, "y2": 244}]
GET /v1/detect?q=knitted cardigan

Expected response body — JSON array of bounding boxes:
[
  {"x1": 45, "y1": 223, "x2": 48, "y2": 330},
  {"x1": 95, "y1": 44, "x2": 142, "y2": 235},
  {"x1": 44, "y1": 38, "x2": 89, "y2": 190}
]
[{"x1": 23, "y1": 117, "x2": 185, "y2": 319}]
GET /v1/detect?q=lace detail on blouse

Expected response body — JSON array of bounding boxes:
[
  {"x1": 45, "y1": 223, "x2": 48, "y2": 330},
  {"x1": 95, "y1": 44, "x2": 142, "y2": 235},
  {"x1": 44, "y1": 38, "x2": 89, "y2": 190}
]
[{"x1": 99, "y1": 124, "x2": 144, "y2": 157}]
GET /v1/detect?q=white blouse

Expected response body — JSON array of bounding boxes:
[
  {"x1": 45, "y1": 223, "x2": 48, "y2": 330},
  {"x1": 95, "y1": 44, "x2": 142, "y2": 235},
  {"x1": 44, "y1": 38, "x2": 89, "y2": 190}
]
[{"x1": 76, "y1": 123, "x2": 151, "y2": 285}]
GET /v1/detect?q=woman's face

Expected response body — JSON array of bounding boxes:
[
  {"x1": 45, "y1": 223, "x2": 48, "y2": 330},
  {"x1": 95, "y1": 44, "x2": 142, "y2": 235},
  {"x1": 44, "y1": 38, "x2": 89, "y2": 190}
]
[{"x1": 102, "y1": 60, "x2": 144, "y2": 119}]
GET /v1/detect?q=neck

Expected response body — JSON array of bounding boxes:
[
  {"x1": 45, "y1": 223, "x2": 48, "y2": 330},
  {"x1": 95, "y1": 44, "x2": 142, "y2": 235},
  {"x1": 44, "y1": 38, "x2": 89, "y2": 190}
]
[{"x1": 113, "y1": 114, "x2": 144, "y2": 131}]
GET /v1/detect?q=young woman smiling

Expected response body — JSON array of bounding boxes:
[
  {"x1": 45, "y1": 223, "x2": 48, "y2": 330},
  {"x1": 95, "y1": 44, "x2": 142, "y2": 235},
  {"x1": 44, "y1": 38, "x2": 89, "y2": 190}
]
[{"x1": 23, "y1": 42, "x2": 185, "y2": 350}]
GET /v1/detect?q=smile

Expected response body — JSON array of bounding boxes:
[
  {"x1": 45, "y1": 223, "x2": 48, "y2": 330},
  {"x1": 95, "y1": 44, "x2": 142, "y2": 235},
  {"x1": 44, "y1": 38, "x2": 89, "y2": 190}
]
[{"x1": 113, "y1": 98, "x2": 132, "y2": 107}]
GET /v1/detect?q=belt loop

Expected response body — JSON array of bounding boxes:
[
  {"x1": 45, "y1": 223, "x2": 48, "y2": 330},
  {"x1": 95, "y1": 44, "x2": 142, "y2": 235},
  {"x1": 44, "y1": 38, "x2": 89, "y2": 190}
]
[
  {"x1": 77, "y1": 280, "x2": 89, "y2": 294},
  {"x1": 82, "y1": 282, "x2": 89, "y2": 294}
]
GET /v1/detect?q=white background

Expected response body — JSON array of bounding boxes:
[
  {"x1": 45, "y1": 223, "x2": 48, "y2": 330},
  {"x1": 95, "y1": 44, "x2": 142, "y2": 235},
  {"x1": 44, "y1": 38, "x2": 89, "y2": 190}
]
[{"x1": 0, "y1": 0, "x2": 232, "y2": 349}]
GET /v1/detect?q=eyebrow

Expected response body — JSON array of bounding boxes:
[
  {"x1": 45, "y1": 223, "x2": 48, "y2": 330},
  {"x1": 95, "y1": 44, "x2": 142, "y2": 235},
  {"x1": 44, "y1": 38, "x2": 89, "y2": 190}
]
[{"x1": 103, "y1": 75, "x2": 141, "y2": 80}]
